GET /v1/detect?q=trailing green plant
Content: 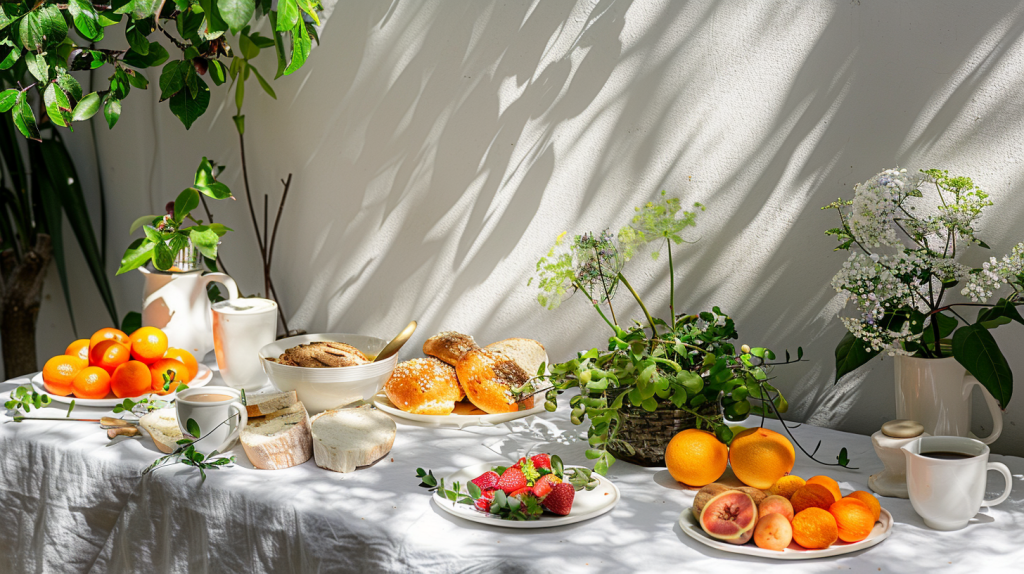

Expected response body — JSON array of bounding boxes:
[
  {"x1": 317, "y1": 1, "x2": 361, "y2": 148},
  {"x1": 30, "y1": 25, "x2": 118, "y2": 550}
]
[
  {"x1": 522, "y1": 193, "x2": 842, "y2": 475},
  {"x1": 825, "y1": 167, "x2": 1023, "y2": 409},
  {"x1": 0, "y1": 0, "x2": 322, "y2": 140},
  {"x1": 116, "y1": 156, "x2": 232, "y2": 274}
]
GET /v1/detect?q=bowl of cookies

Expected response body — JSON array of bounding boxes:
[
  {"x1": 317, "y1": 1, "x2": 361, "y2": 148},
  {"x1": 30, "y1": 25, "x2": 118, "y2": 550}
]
[{"x1": 259, "y1": 333, "x2": 399, "y2": 414}]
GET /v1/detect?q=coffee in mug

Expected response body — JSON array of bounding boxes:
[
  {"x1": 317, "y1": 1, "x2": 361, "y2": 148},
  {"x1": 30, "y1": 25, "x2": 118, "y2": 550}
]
[{"x1": 903, "y1": 436, "x2": 1012, "y2": 530}]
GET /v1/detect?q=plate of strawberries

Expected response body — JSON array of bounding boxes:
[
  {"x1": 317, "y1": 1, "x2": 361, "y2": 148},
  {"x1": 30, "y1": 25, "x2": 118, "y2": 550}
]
[{"x1": 416, "y1": 453, "x2": 620, "y2": 528}]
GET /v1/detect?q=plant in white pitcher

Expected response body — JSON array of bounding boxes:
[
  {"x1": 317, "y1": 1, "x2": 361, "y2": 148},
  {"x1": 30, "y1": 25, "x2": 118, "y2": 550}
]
[
  {"x1": 825, "y1": 168, "x2": 1020, "y2": 441},
  {"x1": 117, "y1": 158, "x2": 234, "y2": 275}
]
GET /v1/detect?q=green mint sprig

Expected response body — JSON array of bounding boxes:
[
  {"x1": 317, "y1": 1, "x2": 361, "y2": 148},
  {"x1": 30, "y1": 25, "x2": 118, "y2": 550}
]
[
  {"x1": 5, "y1": 386, "x2": 54, "y2": 421},
  {"x1": 143, "y1": 416, "x2": 236, "y2": 482}
]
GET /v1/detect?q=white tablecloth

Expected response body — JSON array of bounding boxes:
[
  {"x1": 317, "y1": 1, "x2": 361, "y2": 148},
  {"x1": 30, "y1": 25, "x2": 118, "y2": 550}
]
[{"x1": 2, "y1": 367, "x2": 1023, "y2": 574}]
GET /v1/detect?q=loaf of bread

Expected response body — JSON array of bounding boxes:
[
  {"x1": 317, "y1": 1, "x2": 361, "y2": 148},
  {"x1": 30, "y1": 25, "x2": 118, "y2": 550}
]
[
  {"x1": 275, "y1": 342, "x2": 369, "y2": 368},
  {"x1": 485, "y1": 338, "x2": 547, "y2": 377},
  {"x1": 455, "y1": 348, "x2": 533, "y2": 414},
  {"x1": 383, "y1": 358, "x2": 464, "y2": 415},
  {"x1": 245, "y1": 391, "x2": 298, "y2": 417},
  {"x1": 423, "y1": 331, "x2": 479, "y2": 366},
  {"x1": 240, "y1": 402, "x2": 313, "y2": 470},
  {"x1": 139, "y1": 408, "x2": 182, "y2": 454},
  {"x1": 310, "y1": 407, "x2": 396, "y2": 473}
]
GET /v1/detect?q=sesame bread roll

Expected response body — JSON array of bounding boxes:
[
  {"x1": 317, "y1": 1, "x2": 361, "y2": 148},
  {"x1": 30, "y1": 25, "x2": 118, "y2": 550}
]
[
  {"x1": 423, "y1": 331, "x2": 480, "y2": 366},
  {"x1": 455, "y1": 348, "x2": 533, "y2": 414},
  {"x1": 384, "y1": 357, "x2": 465, "y2": 415}
]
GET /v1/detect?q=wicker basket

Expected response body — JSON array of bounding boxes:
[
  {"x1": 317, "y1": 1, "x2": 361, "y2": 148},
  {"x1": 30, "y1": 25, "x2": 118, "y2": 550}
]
[{"x1": 607, "y1": 400, "x2": 722, "y2": 466}]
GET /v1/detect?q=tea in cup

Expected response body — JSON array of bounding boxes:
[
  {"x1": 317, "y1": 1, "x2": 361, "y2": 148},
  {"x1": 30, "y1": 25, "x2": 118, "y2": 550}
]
[
  {"x1": 902, "y1": 436, "x2": 1012, "y2": 530},
  {"x1": 175, "y1": 386, "x2": 248, "y2": 453}
]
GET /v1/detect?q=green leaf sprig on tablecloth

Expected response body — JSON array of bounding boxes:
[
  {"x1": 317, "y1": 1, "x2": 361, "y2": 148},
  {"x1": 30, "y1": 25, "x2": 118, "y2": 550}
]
[
  {"x1": 143, "y1": 416, "x2": 236, "y2": 482},
  {"x1": 4, "y1": 385, "x2": 56, "y2": 421},
  {"x1": 825, "y1": 168, "x2": 1023, "y2": 408}
]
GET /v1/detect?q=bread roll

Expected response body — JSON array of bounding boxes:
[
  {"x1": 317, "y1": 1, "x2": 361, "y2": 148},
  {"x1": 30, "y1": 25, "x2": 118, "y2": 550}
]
[
  {"x1": 455, "y1": 348, "x2": 534, "y2": 414},
  {"x1": 485, "y1": 338, "x2": 547, "y2": 377},
  {"x1": 310, "y1": 408, "x2": 396, "y2": 473},
  {"x1": 139, "y1": 409, "x2": 182, "y2": 454},
  {"x1": 423, "y1": 331, "x2": 479, "y2": 366},
  {"x1": 384, "y1": 358, "x2": 465, "y2": 415},
  {"x1": 241, "y1": 402, "x2": 313, "y2": 470}
]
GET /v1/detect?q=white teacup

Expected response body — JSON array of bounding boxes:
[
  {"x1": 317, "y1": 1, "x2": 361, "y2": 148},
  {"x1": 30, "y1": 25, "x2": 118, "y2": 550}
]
[
  {"x1": 903, "y1": 436, "x2": 1012, "y2": 530},
  {"x1": 175, "y1": 386, "x2": 248, "y2": 453},
  {"x1": 212, "y1": 298, "x2": 278, "y2": 391}
]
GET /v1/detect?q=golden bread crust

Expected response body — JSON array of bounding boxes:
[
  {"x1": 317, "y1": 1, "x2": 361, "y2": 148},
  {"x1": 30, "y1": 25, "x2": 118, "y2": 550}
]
[
  {"x1": 423, "y1": 331, "x2": 480, "y2": 365},
  {"x1": 384, "y1": 357, "x2": 464, "y2": 415},
  {"x1": 455, "y1": 348, "x2": 533, "y2": 414}
]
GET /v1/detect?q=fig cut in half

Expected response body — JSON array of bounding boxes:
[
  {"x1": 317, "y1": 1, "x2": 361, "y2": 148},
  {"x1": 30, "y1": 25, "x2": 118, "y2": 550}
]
[{"x1": 699, "y1": 490, "x2": 759, "y2": 545}]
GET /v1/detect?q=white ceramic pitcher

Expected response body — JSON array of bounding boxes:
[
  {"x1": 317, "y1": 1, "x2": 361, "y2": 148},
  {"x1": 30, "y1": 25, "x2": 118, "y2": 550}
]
[
  {"x1": 894, "y1": 355, "x2": 1002, "y2": 444},
  {"x1": 140, "y1": 268, "x2": 240, "y2": 358}
]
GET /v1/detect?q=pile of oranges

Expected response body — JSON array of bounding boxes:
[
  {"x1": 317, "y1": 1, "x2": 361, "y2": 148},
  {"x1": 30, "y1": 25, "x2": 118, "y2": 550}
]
[
  {"x1": 42, "y1": 327, "x2": 198, "y2": 400},
  {"x1": 764, "y1": 474, "x2": 881, "y2": 549}
]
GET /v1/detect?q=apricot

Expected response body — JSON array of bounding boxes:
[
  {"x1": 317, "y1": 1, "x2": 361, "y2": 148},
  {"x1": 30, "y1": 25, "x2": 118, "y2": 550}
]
[
  {"x1": 845, "y1": 491, "x2": 881, "y2": 522},
  {"x1": 791, "y1": 483, "x2": 836, "y2": 514},
  {"x1": 754, "y1": 513, "x2": 793, "y2": 551},
  {"x1": 769, "y1": 475, "x2": 806, "y2": 499},
  {"x1": 792, "y1": 508, "x2": 838, "y2": 549},
  {"x1": 830, "y1": 498, "x2": 875, "y2": 542},
  {"x1": 806, "y1": 475, "x2": 842, "y2": 502},
  {"x1": 758, "y1": 495, "x2": 795, "y2": 522}
]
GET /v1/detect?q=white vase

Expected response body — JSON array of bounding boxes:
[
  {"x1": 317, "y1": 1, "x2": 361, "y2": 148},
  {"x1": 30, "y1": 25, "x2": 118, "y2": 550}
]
[
  {"x1": 140, "y1": 268, "x2": 240, "y2": 359},
  {"x1": 894, "y1": 355, "x2": 1002, "y2": 444}
]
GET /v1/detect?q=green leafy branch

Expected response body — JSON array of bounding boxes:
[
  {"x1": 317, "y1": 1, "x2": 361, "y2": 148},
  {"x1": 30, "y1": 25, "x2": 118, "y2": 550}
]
[
  {"x1": 0, "y1": 0, "x2": 323, "y2": 139},
  {"x1": 112, "y1": 395, "x2": 169, "y2": 415},
  {"x1": 5, "y1": 385, "x2": 59, "y2": 421},
  {"x1": 142, "y1": 415, "x2": 235, "y2": 482}
]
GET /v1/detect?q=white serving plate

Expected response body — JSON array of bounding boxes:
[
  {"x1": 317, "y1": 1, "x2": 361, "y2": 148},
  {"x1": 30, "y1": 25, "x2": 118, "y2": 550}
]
[
  {"x1": 31, "y1": 363, "x2": 212, "y2": 407},
  {"x1": 373, "y1": 393, "x2": 547, "y2": 428},
  {"x1": 678, "y1": 507, "x2": 893, "y2": 559},
  {"x1": 433, "y1": 461, "x2": 619, "y2": 529}
]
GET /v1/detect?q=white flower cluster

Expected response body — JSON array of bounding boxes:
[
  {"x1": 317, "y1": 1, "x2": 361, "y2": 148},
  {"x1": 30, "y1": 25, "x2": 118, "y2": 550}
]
[
  {"x1": 961, "y1": 242, "x2": 1024, "y2": 302},
  {"x1": 832, "y1": 250, "x2": 968, "y2": 354},
  {"x1": 847, "y1": 168, "x2": 917, "y2": 248}
]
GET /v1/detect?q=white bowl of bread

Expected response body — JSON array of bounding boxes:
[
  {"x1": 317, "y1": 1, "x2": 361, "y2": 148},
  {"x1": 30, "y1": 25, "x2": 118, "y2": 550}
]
[
  {"x1": 382, "y1": 331, "x2": 547, "y2": 417},
  {"x1": 259, "y1": 333, "x2": 399, "y2": 414}
]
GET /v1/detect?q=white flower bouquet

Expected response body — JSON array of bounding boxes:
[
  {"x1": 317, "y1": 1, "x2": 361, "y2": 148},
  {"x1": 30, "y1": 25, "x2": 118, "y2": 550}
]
[{"x1": 825, "y1": 168, "x2": 1023, "y2": 409}]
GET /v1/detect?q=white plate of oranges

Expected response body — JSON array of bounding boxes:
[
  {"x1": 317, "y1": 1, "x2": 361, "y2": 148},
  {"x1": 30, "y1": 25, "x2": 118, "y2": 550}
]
[{"x1": 30, "y1": 326, "x2": 210, "y2": 407}]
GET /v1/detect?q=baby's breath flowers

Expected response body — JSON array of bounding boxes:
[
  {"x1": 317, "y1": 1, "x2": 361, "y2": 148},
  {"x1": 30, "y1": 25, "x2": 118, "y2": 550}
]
[{"x1": 824, "y1": 167, "x2": 1021, "y2": 409}]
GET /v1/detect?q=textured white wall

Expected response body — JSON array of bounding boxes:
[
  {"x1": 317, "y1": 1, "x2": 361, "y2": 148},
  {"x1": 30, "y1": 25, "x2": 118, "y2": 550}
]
[{"x1": 38, "y1": 0, "x2": 1024, "y2": 456}]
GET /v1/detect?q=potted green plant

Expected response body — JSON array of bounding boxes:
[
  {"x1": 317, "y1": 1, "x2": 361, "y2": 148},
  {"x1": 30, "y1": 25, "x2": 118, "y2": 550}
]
[
  {"x1": 521, "y1": 193, "x2": 803, "y2": 473},
  {"x1": 825, "y1": 168, "x2": 1020, "y2": 443},
  {"x1": 117, "y1": 157, "x2": 240, "y2": 358}
]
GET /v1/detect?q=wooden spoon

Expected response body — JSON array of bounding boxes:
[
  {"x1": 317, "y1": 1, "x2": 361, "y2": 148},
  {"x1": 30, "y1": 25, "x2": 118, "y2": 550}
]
[{"x1": 373, "y1": 321, "x2": 417, "y2": 362}]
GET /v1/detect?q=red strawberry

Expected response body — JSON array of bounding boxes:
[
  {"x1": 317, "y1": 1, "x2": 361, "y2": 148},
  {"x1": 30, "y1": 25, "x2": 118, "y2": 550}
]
[
  {"x1": 495, "y1": 465, "x2": 527, "y2": 494},
  {"x1": 531, "y1": 453, "x2": 552, "y2": 470},
  {"x1": 471, "y1": 471, "x2": 499, "y2": 491},
  {"x1": 532, "y1": 474, "x2": 561, "y2": 500},
  {"x1": 474, "y1": 489, "x2": 495, "y2": 512},
  {"x1": 508, "y1": 486, "x2": 535, "y2": 501},
  {"x1": 542, "y1": 483, "x2": 575, "y2": 516}
]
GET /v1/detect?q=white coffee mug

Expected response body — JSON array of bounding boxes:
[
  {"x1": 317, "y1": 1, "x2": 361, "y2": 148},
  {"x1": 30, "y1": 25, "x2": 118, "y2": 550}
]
[
  {"x1": 212, "y1": 298, "x2": 278, "y2": 391},
  {"x1": 902, "y1": 436, "x2": 1012, "y2": 530},
  {"x1": 175, "y1": 386, "x2": 248, "y2": 453}
]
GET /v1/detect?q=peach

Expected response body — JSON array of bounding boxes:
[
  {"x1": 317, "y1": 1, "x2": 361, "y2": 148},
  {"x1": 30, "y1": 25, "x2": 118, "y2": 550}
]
[
  {"x1": 754, "y1": 513, "x2": 793, "y2": 551},
  {"x1": 791, "y1": 483, "x2": 836, "y2": 514},
  {"x1": 758, "y1": 495, "x2": 795, "y2": 522}
]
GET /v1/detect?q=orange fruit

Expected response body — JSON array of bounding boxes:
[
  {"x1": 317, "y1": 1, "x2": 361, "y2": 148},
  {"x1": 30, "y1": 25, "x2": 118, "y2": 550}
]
[
  {"x1": 110, "y1": 361, "x2": 152, "y2": 398},
  {"x1": 792, "y1": 508, "x2": 839, "y2": 549},
  {"x1": 163, "y1": 348, "x2": 198, "y2": 381},
  {"x1": 71, "y1": 366, "x2": 112, "y2": 399},
  {"x1": 150, "y1": 358, "x2": 191, "y2": 394},
  {"x1": 42, "y1": 355, "x2": 87, "y2": 396},
  {"x1": 845, "y1": 491, "x2": 881, "y2": 522},
  {"x1": 65, "y1": 339, "x2": 90, "y2": 361},
  {"x1": 829, "y1": 498, "x2": 874, "y2": 543},
  {"x1": 89, "y1": 328, "x2": 130, "y2": 352},
  {"x1": 665, "y1": 429, "x2": 728, "y2": 487},
  {"x1": 129, "y1": 327, "x2": 168, "y2": 364},
  {"x1": 791, "y1": 484, "x2": 837, "y2": 514},
  {"x1": 90, "y1": 340, "x2": 131, "y2": 374},
  {"x1": 728, "y1": 427, "x2": 796, "y2": 489},
  {"x1": 769, "y1": 475, "x2": 806, "y2": 499},
  {"x1": 806, "y1": 475, "x2": 842, "y2": 502}
]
